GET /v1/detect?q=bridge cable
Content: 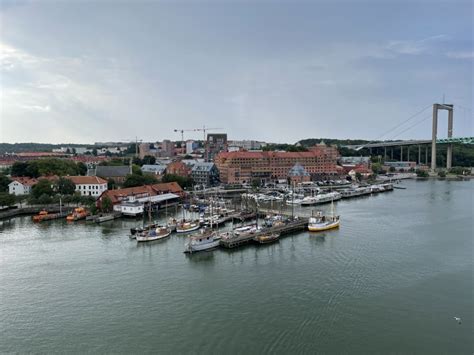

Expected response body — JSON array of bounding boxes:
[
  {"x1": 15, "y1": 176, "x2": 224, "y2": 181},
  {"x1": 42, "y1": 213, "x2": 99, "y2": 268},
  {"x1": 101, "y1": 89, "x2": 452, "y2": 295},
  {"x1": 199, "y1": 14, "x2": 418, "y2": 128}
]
[
  {"x1": 373, "y1": 104, "x2": 432, "y2": 141},
  {"x1": 387, "y1": 114, "x2": 433, "y2": 141}
]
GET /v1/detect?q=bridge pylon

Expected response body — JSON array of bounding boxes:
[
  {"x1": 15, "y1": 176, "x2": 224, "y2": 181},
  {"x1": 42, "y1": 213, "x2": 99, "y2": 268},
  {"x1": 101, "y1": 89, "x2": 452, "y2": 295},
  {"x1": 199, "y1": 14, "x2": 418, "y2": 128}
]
[{"x1": 431, "y1": 103, "x2": 453, "y2": 171}]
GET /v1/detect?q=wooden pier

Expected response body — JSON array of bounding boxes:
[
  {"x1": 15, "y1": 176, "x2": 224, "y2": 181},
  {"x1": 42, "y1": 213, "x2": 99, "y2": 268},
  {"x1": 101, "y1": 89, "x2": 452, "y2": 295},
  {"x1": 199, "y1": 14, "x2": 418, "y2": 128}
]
[{"x1": 219, "y1": 217, "x2": 308, "y2": 249}]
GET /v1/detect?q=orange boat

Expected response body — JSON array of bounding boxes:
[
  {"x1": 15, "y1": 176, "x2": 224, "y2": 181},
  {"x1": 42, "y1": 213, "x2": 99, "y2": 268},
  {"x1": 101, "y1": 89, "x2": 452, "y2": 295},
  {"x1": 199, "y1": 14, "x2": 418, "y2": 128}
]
[
  {"x1": 66, "y1": 207, "x2": 89, "y2": 222},
  {"x1": 33, "y1": 210, "x2": 52, "y2": 222}
]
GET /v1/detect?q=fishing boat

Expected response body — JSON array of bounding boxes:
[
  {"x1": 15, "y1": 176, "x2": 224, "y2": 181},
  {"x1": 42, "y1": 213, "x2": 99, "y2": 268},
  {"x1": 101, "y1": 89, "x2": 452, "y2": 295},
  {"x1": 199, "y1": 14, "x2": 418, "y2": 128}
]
[
  {"x1": 254, "y1": 232, "x2": 280, "y2": 244},
  {"x1": 176, "y1": 220, "x2": 201, "y2": 233},
  {"x1": 308, "y1": 200, "x2": 340, "y2": 232},
  {"x1": 66, "y1": 207, "x2": 89, "y2": 221},
  {"x1": 184, "y1": 228, "x2": 220, "y2": 253},
  {"x1": 136, "y1": 226, "x2": 172, "y2": 242}
]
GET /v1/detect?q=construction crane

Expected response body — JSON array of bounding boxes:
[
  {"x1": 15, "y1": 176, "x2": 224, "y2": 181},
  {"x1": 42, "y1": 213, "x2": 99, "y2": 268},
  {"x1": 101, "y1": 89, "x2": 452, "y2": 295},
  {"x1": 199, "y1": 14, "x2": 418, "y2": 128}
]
[
  {"x1": 194, "y1": 126, "x2": 223, "y2": 142},
  {"x1": 120, "y1": 137, "x2": 142, "y2": 157},
  {"x1": 173, "y1": 129, "x2": 196, "y2": 149}
]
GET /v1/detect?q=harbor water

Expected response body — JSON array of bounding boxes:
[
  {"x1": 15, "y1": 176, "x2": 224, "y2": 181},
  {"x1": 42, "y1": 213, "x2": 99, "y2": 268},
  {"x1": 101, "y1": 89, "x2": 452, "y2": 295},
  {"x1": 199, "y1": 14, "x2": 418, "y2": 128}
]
[{"x1": 0, "y1": 179, "x2": 472, "y2": 353}]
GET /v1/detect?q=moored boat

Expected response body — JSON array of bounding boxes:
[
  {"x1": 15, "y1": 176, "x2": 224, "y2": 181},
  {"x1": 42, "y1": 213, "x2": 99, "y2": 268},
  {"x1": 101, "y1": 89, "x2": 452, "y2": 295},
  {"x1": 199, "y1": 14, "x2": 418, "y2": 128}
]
[
  {"x1": 308, "y1": 200, "x2": 340, "y2": 232},
  {"x1": 136, "y1": 226, "x2": 171, "y2": 242},
  {"x1": 32, "y1": 210, "x2": 53, "y2": 222},
  {"x1": 176, "y1": 220, "x2": 201, "y2": 233},
  {"x1": 184, "y1": 228, "x2": 220, "y2": 253},
  {"x1": 66, "y1": 207, "x2": 89, "y2": 222},
  {"x1": 254, "y1": 232, "x2": 280, "y2": 244}
]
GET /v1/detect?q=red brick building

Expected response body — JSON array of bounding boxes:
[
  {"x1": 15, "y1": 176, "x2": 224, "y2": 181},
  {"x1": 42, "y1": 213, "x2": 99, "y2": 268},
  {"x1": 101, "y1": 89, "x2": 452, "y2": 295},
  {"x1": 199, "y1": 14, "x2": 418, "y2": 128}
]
[
  {"x1": 215, "y1": 145, "x2": 340, "y2": 184},
  {"x1": 166, "y1": 161, "x2": 190, "y2": 177}
]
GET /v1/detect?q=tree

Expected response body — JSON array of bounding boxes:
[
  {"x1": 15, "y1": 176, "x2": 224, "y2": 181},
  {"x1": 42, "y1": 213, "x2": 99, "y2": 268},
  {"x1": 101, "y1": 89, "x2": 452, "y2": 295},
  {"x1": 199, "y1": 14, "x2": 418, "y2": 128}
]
[
  {"x1": 161, "y1": 174, "x2": 193, "y2": 189},
  {"x1": 107, "y1": 178, "x2": 116, "y2": 190},
  {"x1": 389, "y1": 166, "x2": 396, "y2": 173},
  {"x1": 438, "y1": 171, "x2": 446, "y2": 178},
  {"x1": 355, "y1": 172, "x2": 362, "y2": 181},
  {"x1": 142, "y1": 155, "x2": 156, "y2": 165},
  {"x1": 416, "y1": 169, "x2": 429, "y2": 178},
  {"x1": 371, "y1": 162, "x2": 382, "y2": 174},
  {"x1": 92, "y1": 148, "x2": 98, "y2": 156},
  {"x1": 123, "y1": 173, "x2": 158, "y2": 188},
  {"x1": 251, "y1": 178, "x2": 261, "y2": 191},
  {"x1": 11, "y1": 162, "x2": 29, "y2": 176},
  {"x1": 77, "y1": 162, "x2": 87, "y2": 175},
  {"x1": 0, "y1": 174, "x2": 11, "y2": 192},
  {"x1": 38, "y1": 193, "x2": 53, "y2": 205},
  {"x1": 132, "y1": 164, "x2": 143, "y2": 175},
  {"x1": 101, "y1": 196, "x2": 113, "y2": 213},
  {"x1": 0, "y1": 192, "x2": 15, "y2": 207},
  {"x1": 57, "y1": 177, "x2": 76, "y2": 195},
  {"x1": 32, "y1": 179, "x2": 54, "y2": 198}
]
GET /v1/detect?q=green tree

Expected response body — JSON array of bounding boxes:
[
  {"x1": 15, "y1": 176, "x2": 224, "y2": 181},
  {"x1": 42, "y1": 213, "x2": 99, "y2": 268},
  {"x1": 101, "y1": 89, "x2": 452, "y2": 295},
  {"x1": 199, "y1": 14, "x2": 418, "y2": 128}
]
[
  {"x1": 132, "y1": 164, "x2": 142, "y2": 175},
  {"x1": 38, "y1": 193, "x2": 53, "y2": 205},
  {"x1": 123, "y1": 173, "x2": 158, "y2": 188},
  {"x1": 101, "y1": 196, "x2": 113, "y2": 213},
  {"x1": 416, "y1": 169, "x2": 429, "y2": 178},
  {"x1": 251, "y1": 178, "x2": 261, "y2": 191},
  {"x1": 57, "y1": 177, "x2": 76, "y2": 195},
  {"x1": 11, "y1": 162, "x2": 29, "y2": 176},
  {"x1": 32, "y1": 179, "x2": 54, "y2": 198},
  {"x1": 371, "y1": 162, "x2": 382, "y2": 174},
  {"x1": 355, "y1": 172, "x2": 362, "y2": 181},
  {"x1": 388, "y1": 166, "x2": 396, "y2": 173},
  {"x1": 438, "y1": 171, "x2": 446, "y2": 178},
  {"x1": 0, "y1": 174, "x2": 11, "y2": 192},
  {"x1": 161, "y1": 174, "x2": 193, "y2": 189},
  {"x1": 92, "y1": 148, "x2": 98, "y2": 156},
  {"x1": 142, "y1": 155, "x2": 156, "y2": 165},
  {"x1": 77, "y1": 162, "x2": 88, "y2": 175},
  {"x1": 0, "y1": 192, "x2": 15, "y2": 207},
  {"x1": 107, "y1": 178, "x2": 116, "y2": 190}
]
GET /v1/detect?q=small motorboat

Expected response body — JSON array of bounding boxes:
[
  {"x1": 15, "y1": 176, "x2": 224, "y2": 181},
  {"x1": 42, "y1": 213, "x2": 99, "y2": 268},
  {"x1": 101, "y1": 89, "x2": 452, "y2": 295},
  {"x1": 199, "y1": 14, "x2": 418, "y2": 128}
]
[{"x1": 254, "y1": 233, "x2": 280, "y2": 244}]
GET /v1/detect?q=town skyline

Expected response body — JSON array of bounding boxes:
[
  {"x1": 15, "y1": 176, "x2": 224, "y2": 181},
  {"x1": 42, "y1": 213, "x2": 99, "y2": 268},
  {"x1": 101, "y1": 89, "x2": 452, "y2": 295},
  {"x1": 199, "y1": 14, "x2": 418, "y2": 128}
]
[{"x1": 1, "y1": 0, "x2": 472, "y2": 144}]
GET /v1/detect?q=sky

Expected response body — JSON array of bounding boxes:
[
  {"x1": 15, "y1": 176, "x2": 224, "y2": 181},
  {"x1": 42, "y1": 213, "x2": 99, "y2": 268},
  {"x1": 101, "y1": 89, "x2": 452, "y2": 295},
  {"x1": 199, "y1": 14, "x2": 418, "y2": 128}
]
[{"x1": 0, "y1": 0, "x2": 472, "y2": 144}]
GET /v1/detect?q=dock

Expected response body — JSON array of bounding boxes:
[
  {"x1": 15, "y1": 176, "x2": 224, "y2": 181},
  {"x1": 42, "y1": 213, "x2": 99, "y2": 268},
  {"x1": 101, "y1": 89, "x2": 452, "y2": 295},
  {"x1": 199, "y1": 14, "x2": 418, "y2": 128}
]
[{"x1": 219, "y1": 217, "x2": 308, "y2": 249}]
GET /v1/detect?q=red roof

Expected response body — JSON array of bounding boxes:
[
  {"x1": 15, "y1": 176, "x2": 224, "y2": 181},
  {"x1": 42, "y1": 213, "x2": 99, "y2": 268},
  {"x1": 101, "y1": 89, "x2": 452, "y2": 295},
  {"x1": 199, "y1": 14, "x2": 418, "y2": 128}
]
[
  {"x1": 216, "y1": 147, "x2": 338, "y2": 160},
  {"x1": 98, "y1": 182, "x2": 184, "y2": 205},
  {"x1": 11, "y1": 176, "x2": 38, "y2": 186}
]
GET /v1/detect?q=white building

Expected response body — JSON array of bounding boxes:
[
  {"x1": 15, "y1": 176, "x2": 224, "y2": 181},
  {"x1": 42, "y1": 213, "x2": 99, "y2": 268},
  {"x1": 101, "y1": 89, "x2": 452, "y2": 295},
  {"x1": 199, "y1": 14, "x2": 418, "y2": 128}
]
[
  {"x1": 68, "y1": 176, "x2": 108, "y2": 198},
  {"x1": 8, "y1": 177, "x2": 38, "y2": 196},
  {"x1": 186, "y1": 140, "x2": 195, "y2": 154}
]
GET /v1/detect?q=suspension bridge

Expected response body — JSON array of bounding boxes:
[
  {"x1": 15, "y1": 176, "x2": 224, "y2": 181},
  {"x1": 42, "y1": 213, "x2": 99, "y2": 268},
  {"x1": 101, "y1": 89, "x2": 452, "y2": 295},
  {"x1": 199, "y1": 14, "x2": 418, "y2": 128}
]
[{"x1": 343, "y1": 103, "x2": 473, "y2": 171}]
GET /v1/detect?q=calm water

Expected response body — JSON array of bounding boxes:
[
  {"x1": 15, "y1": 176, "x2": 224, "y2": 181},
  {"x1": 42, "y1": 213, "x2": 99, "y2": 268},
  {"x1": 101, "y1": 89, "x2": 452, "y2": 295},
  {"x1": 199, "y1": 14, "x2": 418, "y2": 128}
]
[{"x1": 1, "y1": 180, "x2": 472, "y2": 354}]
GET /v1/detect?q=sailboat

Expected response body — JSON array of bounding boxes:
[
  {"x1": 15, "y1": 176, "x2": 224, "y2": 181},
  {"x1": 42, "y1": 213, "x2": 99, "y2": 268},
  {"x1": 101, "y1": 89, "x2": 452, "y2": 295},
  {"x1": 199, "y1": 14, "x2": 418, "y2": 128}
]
[{"x1": 307, "y1": 199, "x2": 340, "y2": 232}]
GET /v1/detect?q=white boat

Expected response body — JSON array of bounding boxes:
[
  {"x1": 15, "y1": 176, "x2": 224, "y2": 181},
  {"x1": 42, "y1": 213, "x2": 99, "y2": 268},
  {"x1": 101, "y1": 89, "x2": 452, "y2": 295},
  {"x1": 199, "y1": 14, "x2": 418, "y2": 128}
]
[
  {"x1": 136, "y1": 226, "x2": 172, "y2": 242},
  {"x1": 176, "y1": 220, "x2": 201, "y2": 233},
  {"x1": 308, "y1": 200, "x2": 340, "y2": 232},
  {"x1": 300, "y1": 192, "x2": 341, "y2": 206},
  {"x1": 184, "y1": 228, "x2": 220, "y2": 253}
]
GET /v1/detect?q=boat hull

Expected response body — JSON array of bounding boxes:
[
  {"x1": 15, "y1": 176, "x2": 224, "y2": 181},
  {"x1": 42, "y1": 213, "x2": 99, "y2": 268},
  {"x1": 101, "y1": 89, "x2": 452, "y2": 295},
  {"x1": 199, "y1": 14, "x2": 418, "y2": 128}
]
[
  {"x1": 136, "y1": 231, "x2": 171, "y2": 242},
  {"x1": 308, "y1": 220, "x2": 340, "y2": 232},
  {"x1": 184, "y1": 240, "x2": 220, "y2": 253},
  {"x1": 176, "y1": 225, "x2": 200, "y2": 233}
]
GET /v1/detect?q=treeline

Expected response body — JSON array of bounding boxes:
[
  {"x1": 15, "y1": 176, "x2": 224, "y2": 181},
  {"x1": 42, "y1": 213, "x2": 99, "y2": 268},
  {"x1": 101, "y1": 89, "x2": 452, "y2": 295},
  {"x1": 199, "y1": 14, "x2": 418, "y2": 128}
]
[
  {"x1": 11, "y1": 159, "x2": 87, "y2": 177},
  {"x1": 262, "y1": 144, "x2": 308, "y2": 152}
]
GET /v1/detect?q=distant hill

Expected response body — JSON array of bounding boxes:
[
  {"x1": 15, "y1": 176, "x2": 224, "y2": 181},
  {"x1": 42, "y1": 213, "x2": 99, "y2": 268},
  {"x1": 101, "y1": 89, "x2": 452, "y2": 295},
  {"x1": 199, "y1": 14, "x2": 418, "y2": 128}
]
[
  {"x1": 297, "y1": 138, "x2": 372, "y2": 147},
  {"x1": 0, "y1": 143, "x2": 92, "y2": 154}
]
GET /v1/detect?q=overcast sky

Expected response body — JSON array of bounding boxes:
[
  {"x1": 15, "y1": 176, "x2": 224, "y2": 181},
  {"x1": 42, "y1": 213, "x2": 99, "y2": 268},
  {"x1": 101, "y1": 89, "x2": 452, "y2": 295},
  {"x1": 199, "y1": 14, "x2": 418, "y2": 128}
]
[{"x1": 1, "y1": 0, "x2": 472, "y2": 144}]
